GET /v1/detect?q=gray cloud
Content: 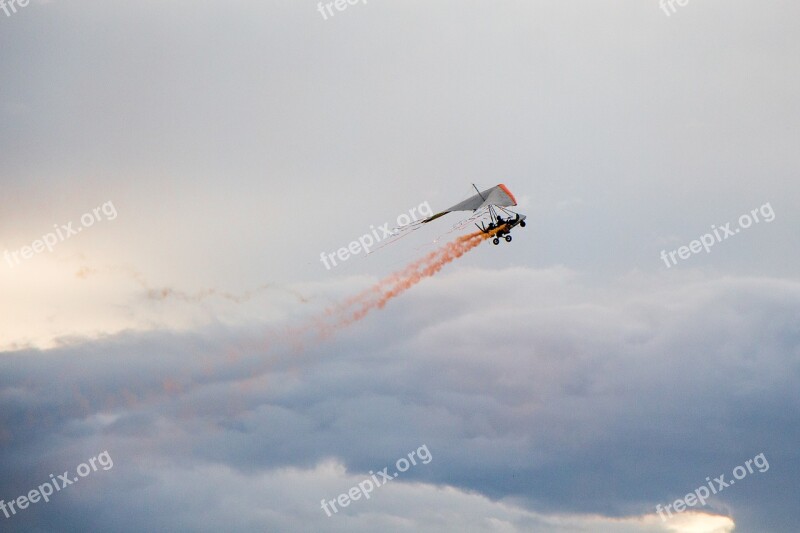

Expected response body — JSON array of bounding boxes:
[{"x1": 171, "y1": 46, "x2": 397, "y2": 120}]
[{"x1": 1, "y1": 268, "x2": 797, "y2": 531}]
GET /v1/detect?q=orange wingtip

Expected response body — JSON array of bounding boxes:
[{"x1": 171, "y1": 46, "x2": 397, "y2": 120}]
[{"x1": 498, "y1": 183, "x2": 517, "y2": 206}]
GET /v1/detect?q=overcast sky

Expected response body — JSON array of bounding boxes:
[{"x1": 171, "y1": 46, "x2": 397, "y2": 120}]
[{"x1": 1, "y1": 1, "x2": 798, "y2": 532}]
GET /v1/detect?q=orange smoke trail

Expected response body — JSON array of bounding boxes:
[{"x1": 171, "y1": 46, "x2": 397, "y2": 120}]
[
  {"x1": 157, "y1": 230, "x2": 495, "y2": 397},
  {"x1": 312, "y1": 229, "x2": 495, "y2": 337}
]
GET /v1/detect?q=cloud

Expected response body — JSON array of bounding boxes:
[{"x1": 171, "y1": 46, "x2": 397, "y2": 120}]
[
  {"x1": 30, "y1": 459, "x2": 731, "y2": 533},
  {"x1": 0, "y1": 267, "x2": 797, "y2": 531}
]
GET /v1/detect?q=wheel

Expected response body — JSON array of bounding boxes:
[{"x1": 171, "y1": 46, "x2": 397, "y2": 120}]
[
  {"x1": 492, "y1": 238, "x2": 500, "y2": 245},
  {"x1": 519, "y1": 220, "x2": 526, "y2": 228},
  {"x1": 505, "y1": 235, "x2": 512, "y2": 242}
]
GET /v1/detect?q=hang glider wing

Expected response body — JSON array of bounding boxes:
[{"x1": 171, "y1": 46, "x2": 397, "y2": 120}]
[{"x1": 422, "y1": 184, "x2": 517, "y2": 223}]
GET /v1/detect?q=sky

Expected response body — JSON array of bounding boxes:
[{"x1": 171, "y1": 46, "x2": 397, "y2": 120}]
[{"x1": 1, "y1": 0, "x2": 798, "y2": 531}]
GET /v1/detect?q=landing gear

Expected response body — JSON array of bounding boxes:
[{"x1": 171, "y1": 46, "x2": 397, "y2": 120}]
[
  {"x1": 505, "y1": 235, "x2": 512, "y2": 242},
  {"x1": 492, "y1": 238, "x2": 500, "y2": 245}
]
